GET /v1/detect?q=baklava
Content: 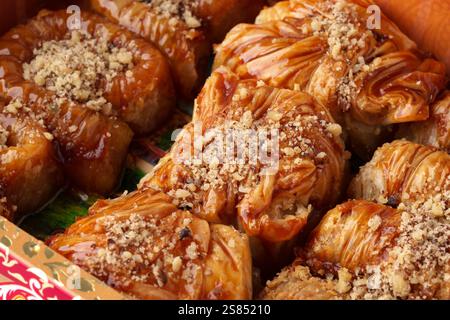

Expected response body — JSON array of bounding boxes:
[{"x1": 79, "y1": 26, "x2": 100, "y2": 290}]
[
  {"x1": 90, "y1": 0, "x2": 265, "y2": 99},
  {"x1": 49, "y1": 188, "x2": 253, "y2": 300},
  {"x1": 0, "y1": 97, "x2": 63, "y2": 221},
  {"x1": 214, "y1": 0, "x2": 446, "y2": 159},
  {"x1": 263, "y1": 198, "x2": 449, "y2": 299},
  {"x1": 140, "y1": 68, "x2": 348, "y2": 264}
]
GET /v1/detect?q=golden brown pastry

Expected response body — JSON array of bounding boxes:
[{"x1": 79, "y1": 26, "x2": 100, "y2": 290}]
[
  {"x1": 0, "y1": 98, "x2": 63, "y2": 221},
  {"x1": 396, "y1": 92, "x2": 450, "y2": 152},
  {"x1": 48, "y1": 189, "x2": 252, "y2": 300},
  {"x1": 0, "y1": 11, "x2": 139, "y2": 194},
  {"x1": 0, "y1": 86, "x2": 132, "y2": 195},
  {"x1": 90, "y1": 0, "x2": 211, "y2": 100},
  {"x1": 214, "y1": 0, "x2": 446, "y2": 158},
  {"x1": 304, "y1": 200, "x2": 401, "y2": 273},
  {"x1": 348, "y1": 140, "x2": 450, "y2": 207},
  {"x1": 139, "y1": 68, "x2": 347, "y2": 259},
  {"x1": 89, "y1": 0, "x2": 266, "y2": 99},
  {"x1": 264, "y1": 199, "x2": 449, "y2": 299},
  {"x1": 0, "y1": 9, "x2": 175, "y2": 134}
]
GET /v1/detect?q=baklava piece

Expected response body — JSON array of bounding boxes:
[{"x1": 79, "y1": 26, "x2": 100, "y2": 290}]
[
  {"x1": 263, "y1": 199, "x2": 449, "y2": 299},
  {"x1": 260, "y1": 264, "x2": 346, "y2": 300},
  {"x1": 348, "y1": 140, "x2": 450, "y2": 208},
  {"x1": 214, "y1": 0, "x2": 446, "y2": 159},
  {"x1": 90, "y1": 0, "x2": 266, "y2": 99},
  {"x1": 48, "y1": 189, "x2": 252, "y2": 300},
  {"x1": 0, "y1": 9, "x2": 175, "y2": 134},
  {"x1": 140, "y1": 68, "x2": 348, "y2": 263},
  {"x1": 0, "y1": 10, "x2": 146, "y2": 194},
  {"x1": 0, "y1": 98, "x2": 63, "y2": 221},
  {"x1": 90, "y1": 0, "x2": 211, "y2": 99}
]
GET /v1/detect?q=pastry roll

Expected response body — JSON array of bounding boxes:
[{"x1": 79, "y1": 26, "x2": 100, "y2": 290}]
[
  {"x1": 265, "y1": 199, "x2": 449, "y2": 299},
  {"x1": 304, "y1": 200, "x2": 401, "y2": 273},
  {"x1": 90, "y1": 0, "x2": 211, "y2": 99},
  {"x1": 48, "y1": 189, "x2": 252, "y2": 300},
  {"x1": 140, "y1": 68, "x2": 347, "y2": 246},
  {"x1": 301, "y1": 199, "x2": 449, "y2": 299},
  {"x1": 0, "y1": 11, "x2": 140, "y2": 194},
  {"x1": 0, "y1": 98, "x2": 63, "y2": 221},
  {"x1": 0, "y1": 85, "x2": 132, "y2": 195},
  {"x1": 396, "y1": 91, "x2": 450, "y2": 152},
  {"x1": 0, "y1": 9, "x2": 175, "y2": 134},
  {"x1": 348, "y1": 140, "x2": 450, "y2": 207},
  {"x1": 214, "y1": 0, "x2": 446, "y2": 158},
  {"x1": 90, "y1": 0, "x2": 266, "y2": 98}
]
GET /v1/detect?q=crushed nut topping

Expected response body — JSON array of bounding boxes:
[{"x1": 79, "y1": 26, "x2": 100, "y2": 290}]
[
  {"x1": 82, "y1": 212, "x2": 203, "y2": 290},
  {"x1": 0, "y1": 149, "x2": 17, "y2": 164},
  {"x1": 304, "y1": 0, "x2": 379, "y2": 111},
  {"x1": 367, "y1": 214, "x2": 382, "y2": 232},
  {"x1": 140, "y1": 0, "x2": 202, "y2": 29},
  {"x1": 309, "y1": 0, "x2": 370, "y2": 61},
  {"x1": 349, "y1": 188, "x2": 449, "y2": 299},
  {"x1": 23, "y1": 30, "x2": 134, "y2": 114},
  {"x1": 161, "y1": 105, "x2": 336, "y2": 212}
]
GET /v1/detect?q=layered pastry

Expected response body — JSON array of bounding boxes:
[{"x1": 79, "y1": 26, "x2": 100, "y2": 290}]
[
  {"x1": 139, "y1": 68, "x2": 348, "y2": 262},
  {"x1": 348, "y1": 140, "x2": 450, "y2": 207},
  {"x1": 48, "y1": 188, "x2": 252, "y2": 300},
  {"x1": 90, "y1": 0, "x2": 265, "y2": 99},
  {"x1": 0, "y1": 9, "x2": 175, "y2": 134},
  {"x1": 0, "y1": 97, "x2": 63, "y2": 221},
  {"x1": 0, "y1": 89, "x2": 132, "y2": 195},
  {"x1": 1, "y1": 0, "x2": 448, "y2": 302},
  {"x1": 262, "y1": 199, "x2": 449, "y2": 299},
  {"x1": 0, "y1": 10, "x2": 147, "y2": 194},
  {"x1": 214, "y1": 0, "x2": 446, "y2": 159},
  {"x1": 396, "y1": 92, "x2": 450, "y2": 152}
]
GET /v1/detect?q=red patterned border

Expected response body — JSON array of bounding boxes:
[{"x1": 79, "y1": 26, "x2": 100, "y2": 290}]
[{"x1": 0, "y1": 243, "x2": 76, "y2": 300}]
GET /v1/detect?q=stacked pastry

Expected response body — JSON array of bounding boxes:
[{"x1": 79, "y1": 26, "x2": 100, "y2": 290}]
[
  {"x1": 263, "y1": 141, "x2": 449, "y2": 299},
  {"x1": 48, "y1": 66, "x2": 349, "y2": 298},
  {"x1": 3, "y1": 0, "x2": 447, "y2": 300},
  {"x1": 0, "y1": 1, "x2": 264, "y2": 221},
  {"x1": 244, "y1": 0, "x2": 448, "y2": 300},
  {"x1": 214, "y1": 0, "x2": 447, "y2": 159},
  {"x1": 0, "y1": 0, "x2": 267, "y2": 299}
]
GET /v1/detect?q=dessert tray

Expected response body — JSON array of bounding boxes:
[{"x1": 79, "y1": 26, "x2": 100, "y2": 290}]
[{"x1": 0, "y1": 0, "x2": 448, "y2": 300}]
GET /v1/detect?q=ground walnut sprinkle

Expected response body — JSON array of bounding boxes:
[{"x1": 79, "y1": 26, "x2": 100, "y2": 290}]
[
  {"x1": 23, "y1": 30, "x2": 134, "y2": 114},
  {"x1": 156, "y1": 103, "x2": 338, "y2": 213},
  {"x1": 347, "y1": 190, "x2": 450, "y2": 299},
  {"x1": 307, "y1": 0, "x2": 374, "y2": 111},
  {"x1": 141, "y1": 0, "x2": 202, "y2": 28},
  {"x1": 83, "y1": 212, "x2": 202, "y2": 289}
]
